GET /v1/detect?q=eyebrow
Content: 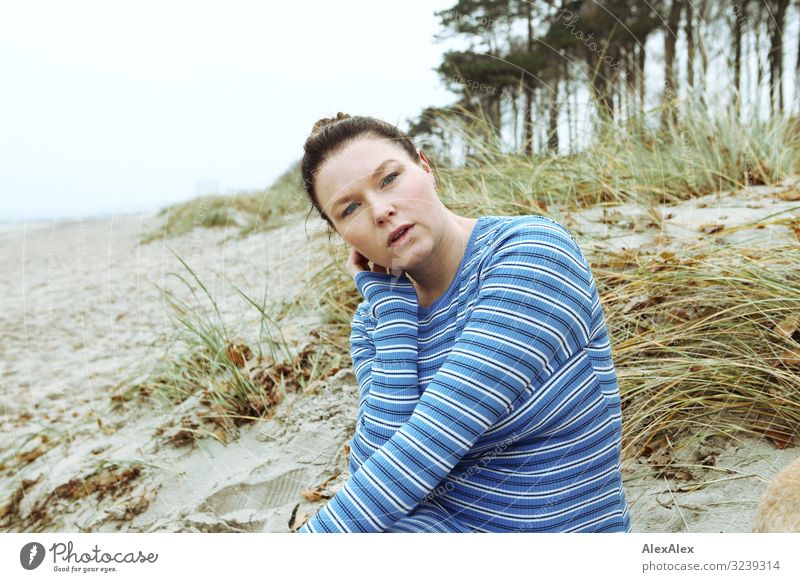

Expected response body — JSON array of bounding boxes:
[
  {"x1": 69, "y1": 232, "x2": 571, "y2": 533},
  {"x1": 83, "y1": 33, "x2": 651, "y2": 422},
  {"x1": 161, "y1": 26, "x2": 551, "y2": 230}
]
[{"x1": 333, "y1": 159, "x2": 401, "y2": 211}]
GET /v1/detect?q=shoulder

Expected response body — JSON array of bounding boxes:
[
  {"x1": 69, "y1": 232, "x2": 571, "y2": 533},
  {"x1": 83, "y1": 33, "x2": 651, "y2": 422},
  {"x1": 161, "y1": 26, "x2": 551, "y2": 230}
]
[
  {"x1": 480, "y1": 214, "x2": 588, "y2": 273},
  {"x1": 485, "y1": 213, "x2": 580, "y2": 246},
  {"x1": 474, "y1": 215, "x2": 595, "y2": 330}
]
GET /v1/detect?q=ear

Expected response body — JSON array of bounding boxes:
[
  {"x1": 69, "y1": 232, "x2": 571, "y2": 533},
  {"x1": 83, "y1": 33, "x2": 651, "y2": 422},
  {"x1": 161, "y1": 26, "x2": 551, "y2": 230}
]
[
  {"x1": 417, "y1": 148, "x2": 435, "y2": 186},
  {"x1": 417, "y1": 147, "x2": 429, "y2": 167}
]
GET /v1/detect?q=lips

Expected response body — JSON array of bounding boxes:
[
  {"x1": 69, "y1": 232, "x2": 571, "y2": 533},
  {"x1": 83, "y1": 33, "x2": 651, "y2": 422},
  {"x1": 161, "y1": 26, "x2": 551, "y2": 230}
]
[{"x1": 387, "y1": 224, "x2": 413, "y2": 246}]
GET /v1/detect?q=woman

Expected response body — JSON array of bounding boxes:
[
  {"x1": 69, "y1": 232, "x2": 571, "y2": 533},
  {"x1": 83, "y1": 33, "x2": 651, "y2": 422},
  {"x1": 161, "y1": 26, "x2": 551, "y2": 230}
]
[{"x1": 297, "y1": 112, "x2": 631, "y2": 533}]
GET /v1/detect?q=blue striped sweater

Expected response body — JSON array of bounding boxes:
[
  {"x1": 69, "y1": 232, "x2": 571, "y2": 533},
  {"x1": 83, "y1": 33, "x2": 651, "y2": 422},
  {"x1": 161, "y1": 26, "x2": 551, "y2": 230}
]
[{"x1": 299, "y1": 214, "x2": 631, "y2": 533}]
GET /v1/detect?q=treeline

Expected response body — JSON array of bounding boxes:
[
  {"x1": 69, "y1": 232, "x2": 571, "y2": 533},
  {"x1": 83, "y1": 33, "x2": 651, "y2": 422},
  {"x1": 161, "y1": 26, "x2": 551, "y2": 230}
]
[{"x1": 408, "y1": 0, "x2": 799, "y2": 161}]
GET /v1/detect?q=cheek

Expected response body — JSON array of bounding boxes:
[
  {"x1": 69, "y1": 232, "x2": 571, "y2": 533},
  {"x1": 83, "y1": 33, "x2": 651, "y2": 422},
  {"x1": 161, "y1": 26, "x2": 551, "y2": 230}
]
[{"x1": 343, "y1": 226, "x2": 371, "y2": 252}]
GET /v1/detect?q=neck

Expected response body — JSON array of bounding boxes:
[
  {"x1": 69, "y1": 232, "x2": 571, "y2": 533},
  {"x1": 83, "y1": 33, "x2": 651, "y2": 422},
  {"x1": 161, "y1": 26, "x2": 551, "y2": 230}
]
[{"x1": 405, "y1": 213, "x2": 476, "y2": 308}]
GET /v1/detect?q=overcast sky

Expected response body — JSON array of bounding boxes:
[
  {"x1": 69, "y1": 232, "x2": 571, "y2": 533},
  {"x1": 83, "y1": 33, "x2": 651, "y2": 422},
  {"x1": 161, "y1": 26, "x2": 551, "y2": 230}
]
[
  {"x1": 0, "y1": 0, "x2": 456, "y2": 222},
  {"x1": 3, "y1": 2, "x2": 797, "y2": 223}
]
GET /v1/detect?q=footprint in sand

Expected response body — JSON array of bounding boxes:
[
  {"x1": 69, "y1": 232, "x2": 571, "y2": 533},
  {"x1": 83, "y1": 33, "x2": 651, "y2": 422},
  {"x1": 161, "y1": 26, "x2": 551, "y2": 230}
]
[{"x1": 187, "y1": 468, "x2": 311, "y2": 531}]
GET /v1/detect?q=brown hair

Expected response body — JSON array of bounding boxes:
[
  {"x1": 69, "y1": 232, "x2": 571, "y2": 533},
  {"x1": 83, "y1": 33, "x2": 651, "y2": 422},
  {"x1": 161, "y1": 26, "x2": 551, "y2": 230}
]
[{"x1": 300, "y1": 113, "x2": 422, "y2": 231}]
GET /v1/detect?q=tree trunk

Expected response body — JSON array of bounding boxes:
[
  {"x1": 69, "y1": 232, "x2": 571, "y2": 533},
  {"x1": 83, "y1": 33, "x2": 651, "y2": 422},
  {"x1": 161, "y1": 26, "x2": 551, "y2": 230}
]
[
  {"x1": 777, "y1": 0, "x2": 786, "y2": 113},
  {"x1": 535, "y1": 89, "x2": 543, "y2": 153},
  {"x1": 756, "y1": 12, "x2": 764, "y2": 115},
  {"x1": 663, "y1": 0, "x2": 683, "y2": 124},
  {"x1": 698, "y1": 0, "x2": 710, "y2": 103},
  {"x1": 767, "y1": 0, "x2": 787, "y2": 114},
  {"x1": 768, "y1": 2, "x2": 777, "y2": 115},
  {"x1": 492, "y1": 95, "x2": 502, "y2": 141},
  {"x1": 733, "y1": 2, "x2": 743, "y2": 114},
  {"x1": 625, "y1": 46, "x2": 636, "y2": 118},
  {"x1": 586, "y1": 47, "x2": 613, "y2": 119},
  {"x1": 523, "y1": 82, "x2": 533, "y2": 156},
  {"x1": 686, "y1": 1, "x2": 695, "y2": 89},
  {"x1": 797, "y1": 7, "x2": 800, "y2": 115},
  {"x1": 566, "y1": 61, "x2": 575, "y2": 153},
  {"x1": 510, "y1": 86, "x2": 519, "y2": 151},
  {"x1": 523, "y1": 1, "x2": 534, "y2": 156},
  {"x1": 638, "y1": 41, "x2": 646, "y2": 110},
  {"x1": 548, "y1": 76, "x2": 559, "y2": 152},
  {"x1": 797, "y1": 4, "x2": 800, "y2": 108}
]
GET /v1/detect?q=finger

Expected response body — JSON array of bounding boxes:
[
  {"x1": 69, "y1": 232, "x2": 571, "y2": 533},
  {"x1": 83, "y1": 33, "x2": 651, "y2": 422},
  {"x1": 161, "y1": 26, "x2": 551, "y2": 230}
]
[
  {"x1": 349, "y1": 249, "x2": 366, "y2": 268},
  {"x1": 347, "y1": 249, "x2": 372, "y2": 278}
]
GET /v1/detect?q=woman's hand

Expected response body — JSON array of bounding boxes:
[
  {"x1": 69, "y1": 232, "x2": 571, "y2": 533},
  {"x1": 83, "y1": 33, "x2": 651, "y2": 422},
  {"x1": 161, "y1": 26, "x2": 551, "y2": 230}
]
[{"x1": 347, "y1": 248, "x2": 401, "y2": 279}]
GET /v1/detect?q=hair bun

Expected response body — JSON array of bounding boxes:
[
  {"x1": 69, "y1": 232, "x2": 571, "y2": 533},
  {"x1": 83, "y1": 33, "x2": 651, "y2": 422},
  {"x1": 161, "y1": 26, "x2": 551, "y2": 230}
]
[{"x1": 310, "y1": 112, "x2": 351, "y2": 135}]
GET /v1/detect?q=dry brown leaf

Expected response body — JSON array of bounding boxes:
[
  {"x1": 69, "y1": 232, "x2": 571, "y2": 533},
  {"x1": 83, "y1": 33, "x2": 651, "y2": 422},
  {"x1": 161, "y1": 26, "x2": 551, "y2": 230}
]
[
  {"x1": 665, "y1": 307, "x2": 690, "y2": 322},
  {"x1": 650, "y1": 452, "x2": 672, "y2": 466},
  {"x1": 777, "y1": 189, "x2": 800, "y2": 201},
  {"x1": 226, "y1": 341, "x2": 252, "y2": 368},
  {"x1": 213, "y1": 428, "x2": 228, "y2": 444},
  {"x1": 623, "y1": 294, "x2": 662, "y2": 314},
  {"x1": 777, "y1": 349, "x2": 800, "y2": 366},
  {"x1": 17, "y1": 447, "x2": 46, "y2": 465},
  {"x1": 300, "y1": 489, "x2": 323, "y2": 502},
  {"x1": 774, "y1": 316, "x2": 800, "y2": 339},
  {"x1": 290, "y1": 511, "x2": 308, "y2": 532},
  {"x1": 763, "y1": 429, "x2": 794, "y2": 450},
  {"x1": 790, "y1": 219, "x2": 800, "y2": 241},
  {"x1": 694, "y1": 448, "x2": 718, "y2": 467},
  {"x1": 600, "y1": 209, "x2": 624, "y2": 225},
  {"x1": 698, "y1": 223, "x2": 725, "y2": 234}
]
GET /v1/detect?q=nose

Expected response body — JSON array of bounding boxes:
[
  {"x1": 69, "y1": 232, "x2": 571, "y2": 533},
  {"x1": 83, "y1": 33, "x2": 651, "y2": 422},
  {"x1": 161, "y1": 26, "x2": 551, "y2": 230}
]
[{"x1": 369, "y1": 197, "x2": 396, "y2": 225}]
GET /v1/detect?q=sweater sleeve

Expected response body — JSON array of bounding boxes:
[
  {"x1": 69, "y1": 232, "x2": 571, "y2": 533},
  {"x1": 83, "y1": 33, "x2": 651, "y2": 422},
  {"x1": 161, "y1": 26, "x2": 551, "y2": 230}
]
[
  {"x1": 299, "y1": 221, "x2": 594, "y2": 532},
  {"x1": 347, "y1": 273, "x2": 422, "y2": 477},
  {"x1": 347, "y1": 301, "x2": 375, "y2": 477}
]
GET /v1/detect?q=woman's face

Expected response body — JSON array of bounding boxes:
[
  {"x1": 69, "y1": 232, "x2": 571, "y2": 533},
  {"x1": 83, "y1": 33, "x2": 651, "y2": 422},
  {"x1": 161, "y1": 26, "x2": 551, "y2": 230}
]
[{"x1": 314, "y1": 136, "x2": 443, "y2": 272}]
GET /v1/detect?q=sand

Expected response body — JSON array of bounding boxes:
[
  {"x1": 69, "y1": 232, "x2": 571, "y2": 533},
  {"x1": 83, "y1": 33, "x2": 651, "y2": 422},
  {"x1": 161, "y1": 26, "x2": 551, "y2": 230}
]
[{"x1": 1, "y1": 179, "x2": 799, "y2": 533}]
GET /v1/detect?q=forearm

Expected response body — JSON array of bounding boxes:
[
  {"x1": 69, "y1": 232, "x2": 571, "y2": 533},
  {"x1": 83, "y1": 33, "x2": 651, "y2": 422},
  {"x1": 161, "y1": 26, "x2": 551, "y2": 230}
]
[{"x1": 304, "y1": 272, "x2": 422, "y2": 530}]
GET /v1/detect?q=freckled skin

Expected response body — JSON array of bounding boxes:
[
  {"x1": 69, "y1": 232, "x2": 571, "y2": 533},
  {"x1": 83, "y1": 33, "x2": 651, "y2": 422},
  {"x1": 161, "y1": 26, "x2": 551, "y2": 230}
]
[
  {"x1": 752, "y1": 454, "x2": 800, "y2": 532},
  {"x1": 314, "y1": 136, "x2": 477, "y2": 305}
]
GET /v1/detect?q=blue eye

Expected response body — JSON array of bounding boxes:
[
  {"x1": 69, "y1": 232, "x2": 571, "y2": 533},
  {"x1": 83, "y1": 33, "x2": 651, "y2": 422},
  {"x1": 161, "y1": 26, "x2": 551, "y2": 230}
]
[
  {"x1": 342, "y1": 202, "x2": 357, "y2": 217},
  {"x1": 382, "y1": 172, "x2": 399, "y2": 187},
  {"x1": 341, "y1": 172, "x2": 400, "y2": 218}
]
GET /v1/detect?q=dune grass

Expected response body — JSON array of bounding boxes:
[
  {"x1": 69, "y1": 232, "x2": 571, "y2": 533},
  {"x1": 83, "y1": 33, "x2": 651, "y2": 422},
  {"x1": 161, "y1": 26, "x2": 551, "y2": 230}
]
[
  {"x1": 0, "y1": 424, "x2": 68, "y2": 478},
  {"x1": 431, "y1": 100, "x2": 800, "y2": 212},
  {"x1": 141, "y1": 162, "x2": 305, "y2": 243},
  {"x1": 593, "y1": 238, "x2": 800, "y2": 458},
  {"x1": 118, "y1": 250, "x2": 347, "y2": 444}
]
